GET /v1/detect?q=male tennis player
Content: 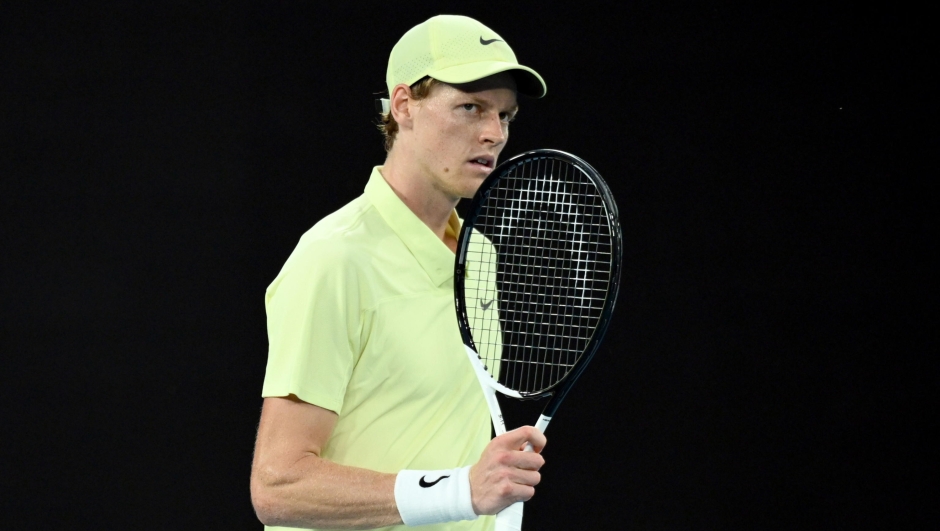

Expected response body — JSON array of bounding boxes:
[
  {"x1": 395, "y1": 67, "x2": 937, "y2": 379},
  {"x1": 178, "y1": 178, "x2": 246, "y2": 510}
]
[{"x1": 251, "y1": 15, "x2": 547, "y2": 530}]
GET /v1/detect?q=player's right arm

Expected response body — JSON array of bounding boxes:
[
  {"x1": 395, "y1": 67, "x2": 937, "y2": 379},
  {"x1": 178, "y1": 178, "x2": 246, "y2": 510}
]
[
  {"x1": 250, "y1": 394, "x2": 401, "y2": 529},
  {"x1": 250, "y1": 395, "x2": 546, "y2": 529}
]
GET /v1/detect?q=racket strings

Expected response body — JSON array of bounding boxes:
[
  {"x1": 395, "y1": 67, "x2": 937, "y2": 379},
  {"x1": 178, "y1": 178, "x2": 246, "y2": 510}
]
[{"x1": 463, "y1": 157, "x2": 615, "y2": 395}]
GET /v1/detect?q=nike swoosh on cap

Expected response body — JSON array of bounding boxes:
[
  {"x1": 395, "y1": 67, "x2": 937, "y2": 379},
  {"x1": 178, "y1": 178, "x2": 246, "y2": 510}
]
[{"x1": 479, "y1": 36, "x2": 504, "y2": 45}]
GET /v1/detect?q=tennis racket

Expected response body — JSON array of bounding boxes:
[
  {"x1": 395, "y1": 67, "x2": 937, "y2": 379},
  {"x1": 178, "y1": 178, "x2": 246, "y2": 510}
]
[{"x1": 454, "y1": 149, "x2": 623, "y2": 531}]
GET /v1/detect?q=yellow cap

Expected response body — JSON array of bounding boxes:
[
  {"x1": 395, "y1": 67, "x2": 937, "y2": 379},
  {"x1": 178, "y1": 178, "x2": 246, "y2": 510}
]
[{"x1": 386, "y1": 15, "x2": 547, "y2": 98}]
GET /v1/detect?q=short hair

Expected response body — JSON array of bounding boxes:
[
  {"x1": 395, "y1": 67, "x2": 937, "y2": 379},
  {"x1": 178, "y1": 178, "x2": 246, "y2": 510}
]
[{"x1": 377, "y1": 77, "x2": 442, "y2": 152}]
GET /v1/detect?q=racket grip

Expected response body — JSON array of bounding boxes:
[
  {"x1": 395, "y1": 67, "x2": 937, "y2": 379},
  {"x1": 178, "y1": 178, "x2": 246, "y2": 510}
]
[
  {"x1": 494, "y1": 501, "x2": 524, "y2": 531},
  {"x1": 495, "y1": 415, "x2": 549, "y2": 529}
]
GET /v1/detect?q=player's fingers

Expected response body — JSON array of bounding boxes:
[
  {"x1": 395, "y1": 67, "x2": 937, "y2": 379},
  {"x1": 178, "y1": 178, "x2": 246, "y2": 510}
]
[
  {"x1": 470, "y1": 459, "x2": 539, "y2": 514},
  {"x1": 526, "y1": 451, "x2": 545, "y2": 470},
  {"x1": 512, "y1": 484, "x2": 536, "y2": 503},
  {"x1": 511, "y1": 468, "x2": 541, "y2": 488},
  {"x1": 507, "y1": 449, "x2": 545, "y2": 471},
  {"x1": 493, "y1": 476, "x2": 537, "y2": 505},
  {"x1": 523, "y1": 435, "x2": 547, "y2": 454},
  {"x1": 500, "y1": 426, "x2": 547, "y2": 452}
]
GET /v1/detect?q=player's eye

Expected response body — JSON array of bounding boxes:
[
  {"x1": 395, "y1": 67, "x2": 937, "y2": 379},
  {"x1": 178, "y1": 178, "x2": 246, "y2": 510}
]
[
  {"x1": 499, "y1": 112, "x2": 515, "y2": 123},
  {"x1": 462, "y1": 103, "x2": 477, "y2": 112}
]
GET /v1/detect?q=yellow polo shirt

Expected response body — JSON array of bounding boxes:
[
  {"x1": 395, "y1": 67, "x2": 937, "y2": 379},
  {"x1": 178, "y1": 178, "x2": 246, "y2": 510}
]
[{"x1": 262, "y1": 167, "x2": 493, "y2": 531}]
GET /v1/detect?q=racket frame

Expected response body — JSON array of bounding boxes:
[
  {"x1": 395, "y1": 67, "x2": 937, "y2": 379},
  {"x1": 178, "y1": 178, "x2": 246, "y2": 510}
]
[{"x1": 455, "y1": 149, "x2": 623, "y2": 416}]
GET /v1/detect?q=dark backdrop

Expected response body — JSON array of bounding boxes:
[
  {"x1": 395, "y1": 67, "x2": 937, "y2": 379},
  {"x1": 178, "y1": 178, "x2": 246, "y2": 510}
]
[{"x1": 1, "y1": 2, "x2": 932, "y2": 529}]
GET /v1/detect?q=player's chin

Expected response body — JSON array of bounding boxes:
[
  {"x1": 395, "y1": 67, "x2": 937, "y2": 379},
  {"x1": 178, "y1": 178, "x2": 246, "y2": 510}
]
[
  {"x1": 458, "y1": 172, "x2": 489, "y2": 197},
  {"x1": 460, "y1": 179, "x2": 487, "y2": 199}
]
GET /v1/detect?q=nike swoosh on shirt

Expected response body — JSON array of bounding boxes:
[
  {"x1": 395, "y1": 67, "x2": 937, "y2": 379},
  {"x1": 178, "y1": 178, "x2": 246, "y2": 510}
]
[
  {"x1": 419, "y1": 475, "x2": 450, "y2": 488},
  {"x1": 481, "y1": 299, "x2": 495, "y2": 311}
]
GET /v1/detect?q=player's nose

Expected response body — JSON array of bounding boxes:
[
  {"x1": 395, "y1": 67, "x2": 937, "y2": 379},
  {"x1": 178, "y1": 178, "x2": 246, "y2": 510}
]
[{"x1": 480, "y1": 113, "x2": 507, "y2": 146}]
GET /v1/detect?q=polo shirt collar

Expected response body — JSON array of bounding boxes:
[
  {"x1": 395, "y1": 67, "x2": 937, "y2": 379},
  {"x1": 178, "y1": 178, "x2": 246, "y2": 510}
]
[{"x1": 365, "y1": 166, "x2": 460, "y2": 286}]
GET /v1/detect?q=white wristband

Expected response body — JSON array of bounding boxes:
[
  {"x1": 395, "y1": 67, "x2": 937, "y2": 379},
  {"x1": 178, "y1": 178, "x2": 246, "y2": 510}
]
[{"x1": 394, "y1": 466, "x2": 478, "y2": 526}]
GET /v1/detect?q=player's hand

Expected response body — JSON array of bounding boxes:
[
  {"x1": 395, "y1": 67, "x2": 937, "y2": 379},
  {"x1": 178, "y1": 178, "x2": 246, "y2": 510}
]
[{"x1": 469, "y1": 426, "x2": 546, "y2": 515}]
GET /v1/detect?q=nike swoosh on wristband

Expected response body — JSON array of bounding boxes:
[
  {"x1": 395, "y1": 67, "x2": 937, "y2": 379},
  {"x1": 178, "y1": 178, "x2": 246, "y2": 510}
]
[
  {"x1": 419, "y1": 475, "x2": 450, "y2": 488},
  {"x1": 479, "y1": 36, "x2": 504, "y2": 45}
]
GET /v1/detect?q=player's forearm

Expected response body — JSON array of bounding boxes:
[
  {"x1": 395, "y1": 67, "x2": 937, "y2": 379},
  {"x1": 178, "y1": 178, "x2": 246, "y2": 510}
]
[{"x1": 251, "y1": 453, "x2": 401, "y2": 529}]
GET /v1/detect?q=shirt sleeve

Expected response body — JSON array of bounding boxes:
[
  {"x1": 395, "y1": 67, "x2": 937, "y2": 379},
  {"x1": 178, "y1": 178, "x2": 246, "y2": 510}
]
[{"x1": 261, "y1": 236, "x2": 364, "y2": 414}]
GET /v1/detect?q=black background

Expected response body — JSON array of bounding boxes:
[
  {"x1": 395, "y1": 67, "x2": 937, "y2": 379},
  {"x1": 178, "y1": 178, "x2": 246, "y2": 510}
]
[{"x1": 1, "y1": 1, "x2": 933, "y2": 529}]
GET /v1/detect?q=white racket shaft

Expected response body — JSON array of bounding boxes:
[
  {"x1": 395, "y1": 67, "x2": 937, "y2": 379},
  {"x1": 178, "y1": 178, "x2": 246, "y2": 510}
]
[{"x1": 463, "y1": 345, "x2": 553, "y2": 531}]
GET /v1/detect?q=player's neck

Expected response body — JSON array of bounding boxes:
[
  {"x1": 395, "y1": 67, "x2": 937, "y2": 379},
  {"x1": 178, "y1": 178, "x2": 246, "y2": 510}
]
[{"x1": 380, "y1": 153, "x2": 458, "y2": 248}]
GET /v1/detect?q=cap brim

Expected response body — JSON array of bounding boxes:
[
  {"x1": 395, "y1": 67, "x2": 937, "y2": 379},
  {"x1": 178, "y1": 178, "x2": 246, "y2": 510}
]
[{"x1": 429, "y1": 61, "x2": 547, "y2": 98}]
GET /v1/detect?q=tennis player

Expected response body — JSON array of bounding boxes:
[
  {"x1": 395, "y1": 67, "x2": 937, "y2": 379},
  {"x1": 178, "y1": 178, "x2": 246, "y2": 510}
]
[{"x1": 250, "y1": 15, "x2": 548, "y2": 530}]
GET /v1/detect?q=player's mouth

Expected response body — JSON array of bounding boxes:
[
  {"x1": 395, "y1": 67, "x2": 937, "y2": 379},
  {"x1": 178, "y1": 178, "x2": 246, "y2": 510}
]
[{"x1": 468, "y1": 155, "x2": 495, "y2": 173}]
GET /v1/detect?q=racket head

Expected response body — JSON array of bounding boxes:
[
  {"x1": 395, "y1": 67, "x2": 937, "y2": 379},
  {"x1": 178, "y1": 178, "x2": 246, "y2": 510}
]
[{"x1": 455, "y1": 149, "x2": 623, "y2": 400}]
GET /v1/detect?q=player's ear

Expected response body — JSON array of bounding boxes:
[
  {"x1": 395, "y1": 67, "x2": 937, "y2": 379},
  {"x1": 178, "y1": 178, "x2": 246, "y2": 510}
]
[{"x1": 390, "y1": 83, "x2": 414, "y2": 130}]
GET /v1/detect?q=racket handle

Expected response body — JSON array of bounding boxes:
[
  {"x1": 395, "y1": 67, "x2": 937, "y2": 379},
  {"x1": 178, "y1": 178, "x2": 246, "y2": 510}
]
[
  {"x1": 494, "y1": 501, "x2": 524, "y2": 531},
  {"x1": 494, "y1": 415, "x2": 551, "y2": 529}
]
